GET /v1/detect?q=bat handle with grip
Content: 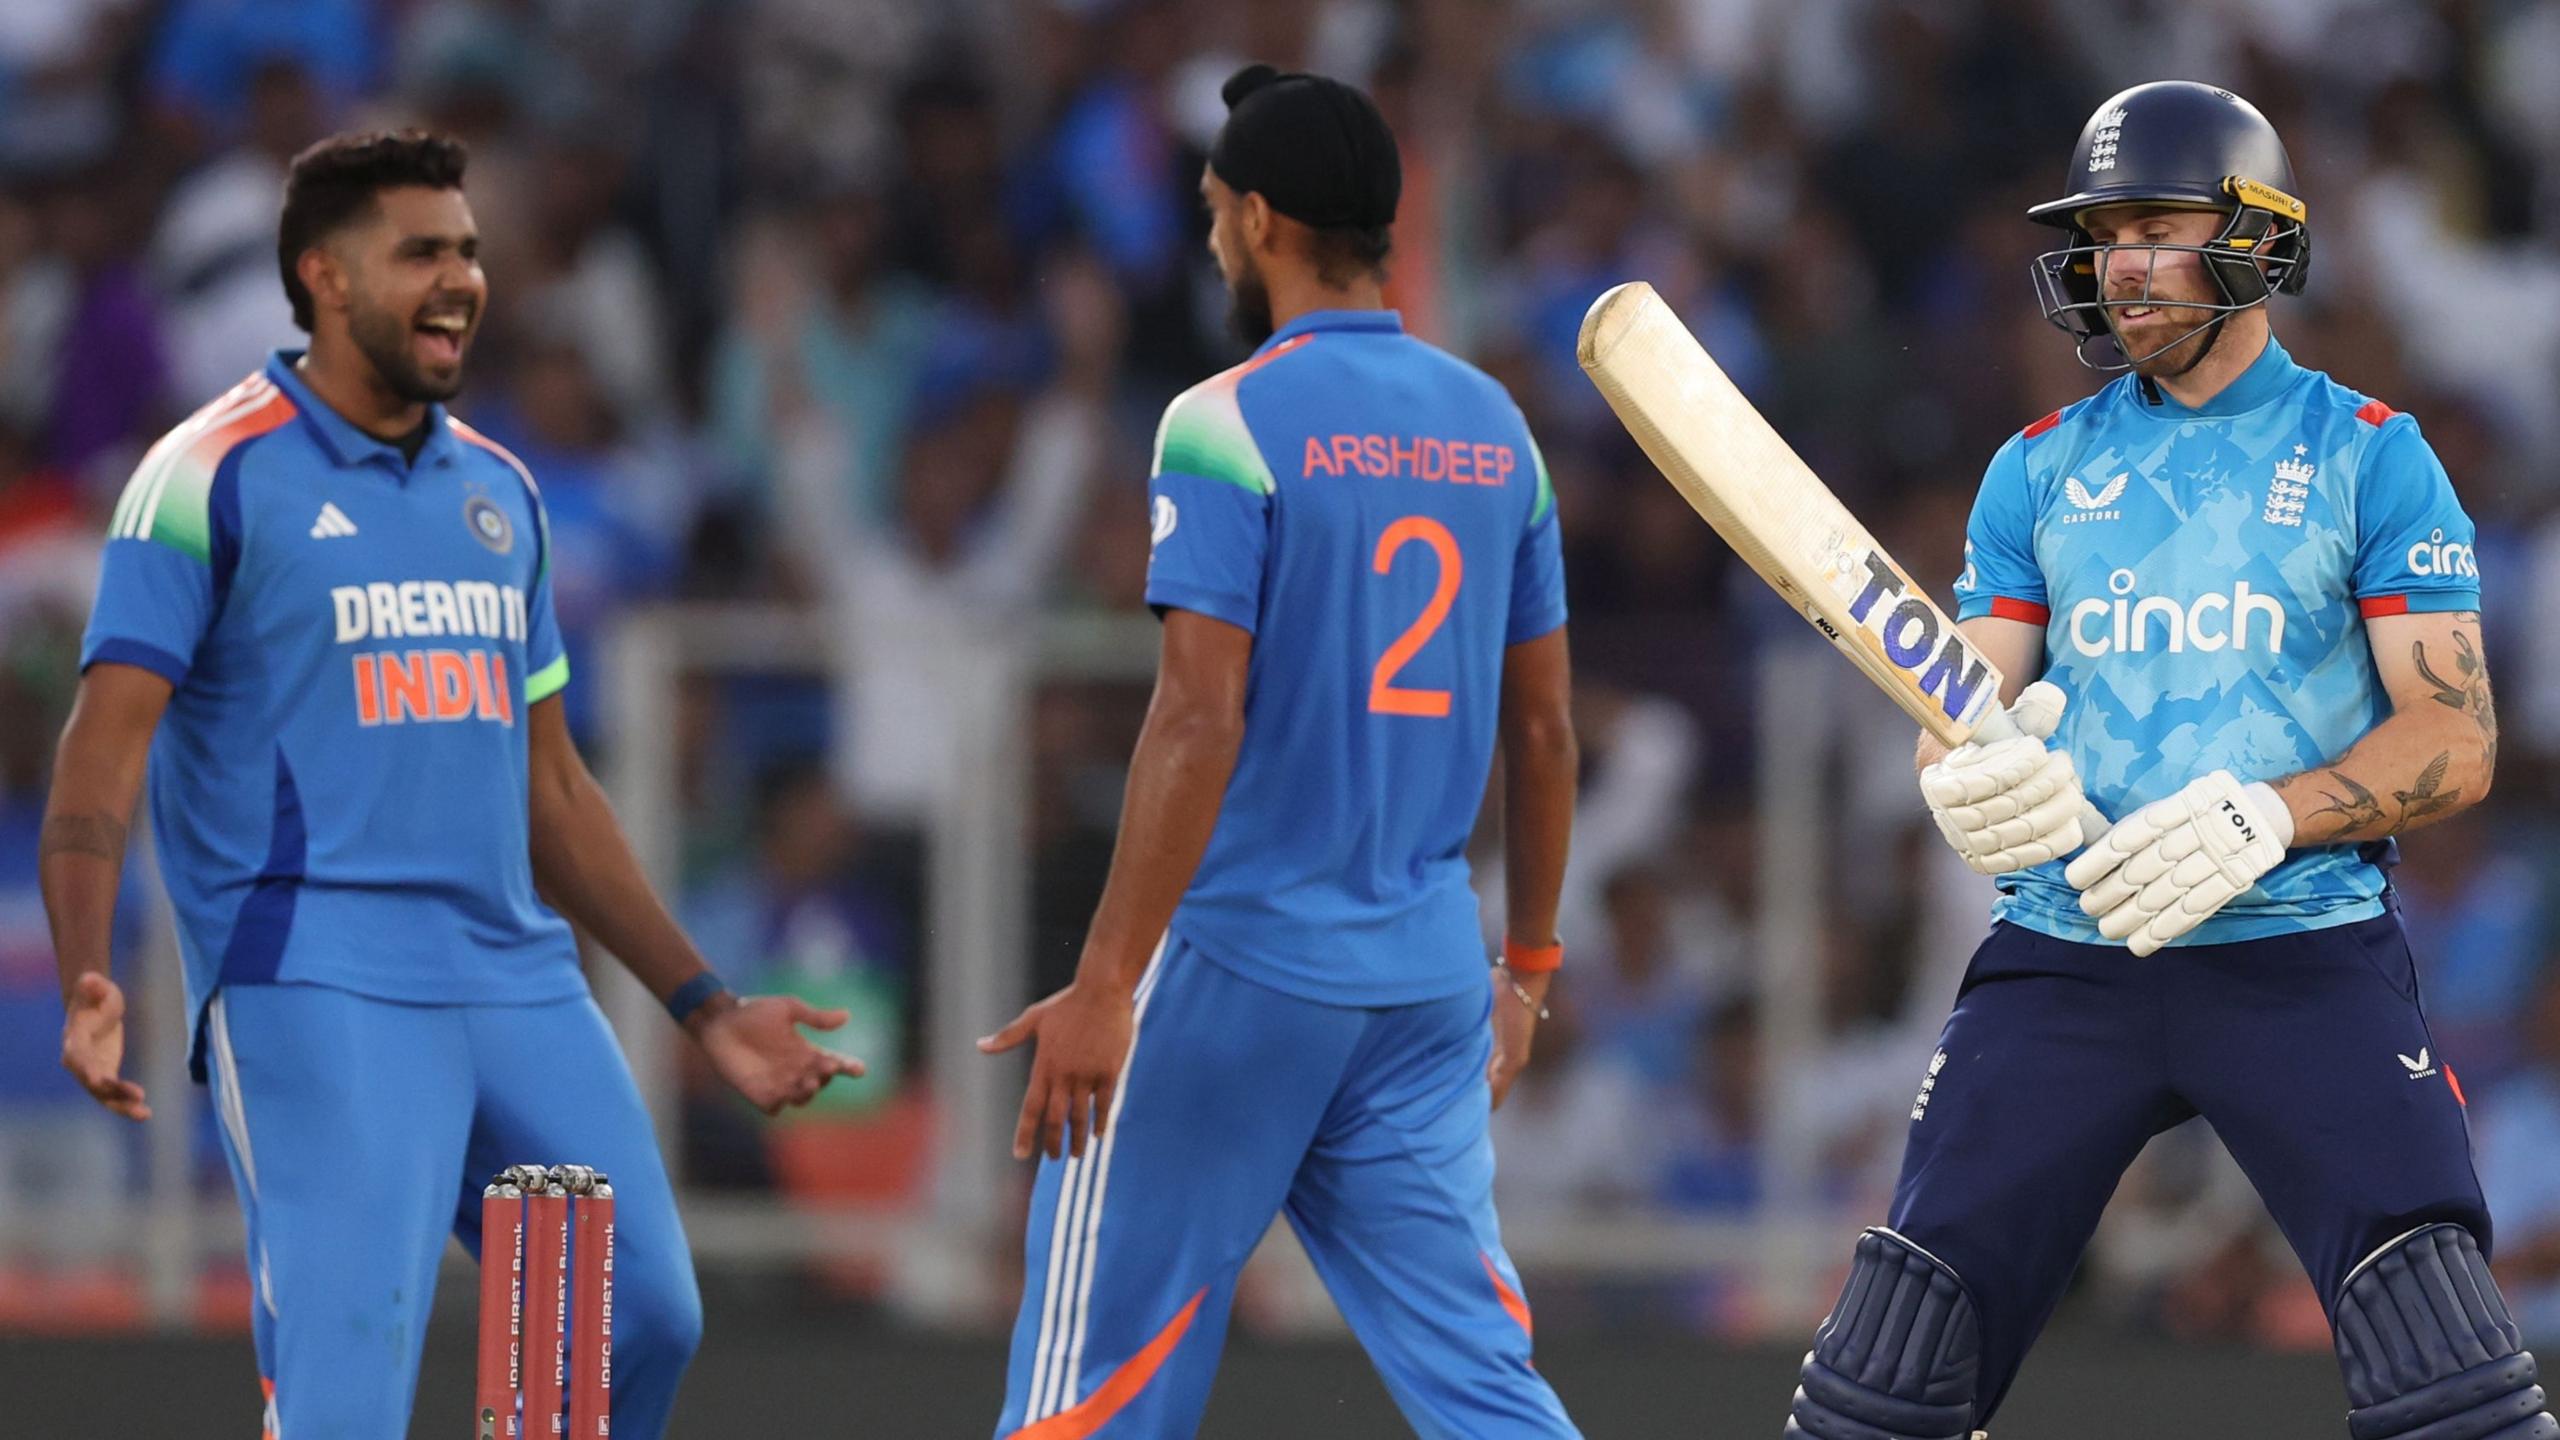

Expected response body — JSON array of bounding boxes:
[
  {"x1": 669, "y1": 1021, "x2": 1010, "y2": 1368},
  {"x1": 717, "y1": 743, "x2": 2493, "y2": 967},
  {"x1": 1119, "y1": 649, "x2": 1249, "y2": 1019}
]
[{"x1": 1963, "y1": 698, "x2": 2114, "y2": 849}]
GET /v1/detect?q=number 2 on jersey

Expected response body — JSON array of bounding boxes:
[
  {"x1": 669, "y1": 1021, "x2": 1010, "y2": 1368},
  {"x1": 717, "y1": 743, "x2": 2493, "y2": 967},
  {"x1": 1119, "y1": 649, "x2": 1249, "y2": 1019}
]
[{"x1": 1369, "y1": 515, "x2": 1462, "y2": 717}]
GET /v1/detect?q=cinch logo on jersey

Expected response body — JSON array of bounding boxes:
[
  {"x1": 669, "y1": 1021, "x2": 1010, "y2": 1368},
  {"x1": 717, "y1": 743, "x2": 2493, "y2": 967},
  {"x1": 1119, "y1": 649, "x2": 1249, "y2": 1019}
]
[
  {"x1": 2067, "y1": 569, "x2": 2288, "y2": 658},
  {"x1": 1839, "y1": 551, "x2": 1996, "y2": 726},
  {"x1": 1300, "y1": 433, "x2": 1516, "y2": 486},
  {"x1": 2406, "y1": 529, "x2": 2478, "y2": 579},
  {"x1": 329, "y1": 580, "x2": 528, "y2": 728}
]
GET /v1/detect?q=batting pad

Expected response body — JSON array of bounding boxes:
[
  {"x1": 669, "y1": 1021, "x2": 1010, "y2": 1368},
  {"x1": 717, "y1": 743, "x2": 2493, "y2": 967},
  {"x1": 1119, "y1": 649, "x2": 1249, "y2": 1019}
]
[
  {"x1": 1787, "y1": 1227, "x2": 1981, "y2": 1440},
  {"x1": 2334, "y1": 1223, "x2": 2560, "y2": 1440}
]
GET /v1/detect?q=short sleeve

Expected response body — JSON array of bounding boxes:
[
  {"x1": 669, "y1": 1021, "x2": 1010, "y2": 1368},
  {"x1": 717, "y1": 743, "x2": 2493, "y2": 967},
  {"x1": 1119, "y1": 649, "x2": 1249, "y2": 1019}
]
[
  {"x1": 2352, "y1": 417, "x2": 2480, "y2": 616},
  {"x1": 523, "y1": 489, "x2": 570, "y2": 704},
  {"x1": 1508, "y1": 434, "x2": 1567, "y2": 643},
  {"x1": 1143, "y1": 382, "x2": 1272, "y2": 634},
  {"x1": 80, "y1": 444, "x2": 242, "y2": 686},
  {"x1": 1951, "y1": 433, "x2": 2049, "y2": 623}
]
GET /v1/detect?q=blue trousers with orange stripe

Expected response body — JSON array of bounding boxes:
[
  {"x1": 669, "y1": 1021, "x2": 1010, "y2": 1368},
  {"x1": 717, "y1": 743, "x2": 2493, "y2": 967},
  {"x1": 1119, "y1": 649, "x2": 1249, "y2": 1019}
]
[
  {"x1": 996, "y1": 937, "x2": 1578, "y2": 1439},
  {"x1": 203, "y1": 983, "x2": 700, "y2": 1438}
]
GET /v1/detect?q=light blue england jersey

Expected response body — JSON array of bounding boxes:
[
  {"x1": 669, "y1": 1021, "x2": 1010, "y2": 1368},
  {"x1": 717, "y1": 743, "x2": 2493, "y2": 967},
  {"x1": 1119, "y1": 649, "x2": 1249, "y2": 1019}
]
[{"x1": 1953, "y1": 335, "x2": 2479, "y2": 945}]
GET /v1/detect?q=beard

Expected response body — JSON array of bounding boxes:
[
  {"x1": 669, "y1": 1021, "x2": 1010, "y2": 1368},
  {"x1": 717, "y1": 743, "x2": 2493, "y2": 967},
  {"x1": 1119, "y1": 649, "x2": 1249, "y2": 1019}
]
[
  {"x1": 349, "y1": 300, "x2": 468, "y2": 403},
  {"x1": 1226, "y1": 260, "x2": 1274, "y2": 348},
  {"x1": 2112, "y1": 301, "x2": 2225, "y2": 380}
]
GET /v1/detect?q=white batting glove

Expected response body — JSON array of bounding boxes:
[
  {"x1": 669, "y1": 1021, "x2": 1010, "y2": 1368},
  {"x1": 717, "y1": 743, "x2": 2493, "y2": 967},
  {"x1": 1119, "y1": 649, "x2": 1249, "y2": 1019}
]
[
  {"x1": 2064, "y1": 770, "x2": 2292, "y2": 956},
  {"x1": 1920, "y1": 681, "x2": 2089, "y2": 875}
]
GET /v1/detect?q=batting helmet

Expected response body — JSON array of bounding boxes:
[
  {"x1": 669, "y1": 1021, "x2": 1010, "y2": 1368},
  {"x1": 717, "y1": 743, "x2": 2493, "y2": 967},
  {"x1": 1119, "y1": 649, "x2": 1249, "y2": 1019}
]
[{"x1": 2027, "y1": 81, "x2": 2310, "y2": 369}]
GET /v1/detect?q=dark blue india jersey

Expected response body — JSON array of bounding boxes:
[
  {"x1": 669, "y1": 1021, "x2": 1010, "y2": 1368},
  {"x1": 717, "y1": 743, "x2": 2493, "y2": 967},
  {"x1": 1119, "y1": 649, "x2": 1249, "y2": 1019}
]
[
  {"x1": 1143, "y1": 310, "x2": 1567, "y2": 1005},
  {"x1": 80, "y1": 352, "x2": 585, "y2": 1074}
]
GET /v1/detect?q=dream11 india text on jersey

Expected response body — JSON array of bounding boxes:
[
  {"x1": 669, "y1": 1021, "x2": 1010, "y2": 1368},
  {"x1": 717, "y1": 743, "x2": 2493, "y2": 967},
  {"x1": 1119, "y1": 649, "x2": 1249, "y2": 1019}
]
[
  {"x1": 79, "y1": 352, "x2": 587, "y2": 1075},
  {"x1": 1953, "y1": 335, "x2": 2479, "y2": 946},
  {"x1": 1141, "y1": 309, "x2": 1566, "y2": 1006}
]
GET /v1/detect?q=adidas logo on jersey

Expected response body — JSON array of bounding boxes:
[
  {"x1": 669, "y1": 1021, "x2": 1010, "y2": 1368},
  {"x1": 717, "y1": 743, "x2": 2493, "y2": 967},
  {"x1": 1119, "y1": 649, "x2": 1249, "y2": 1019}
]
[
  {"x1": 2062, "y1": 472, "x2": 2127, "y2": 525},
  {"x1": 2067, "y1": 568, "x2": 2288, "y2": 658},
  {"x1": 310, "y1": 502, "x2": 358, "y2": 539}
]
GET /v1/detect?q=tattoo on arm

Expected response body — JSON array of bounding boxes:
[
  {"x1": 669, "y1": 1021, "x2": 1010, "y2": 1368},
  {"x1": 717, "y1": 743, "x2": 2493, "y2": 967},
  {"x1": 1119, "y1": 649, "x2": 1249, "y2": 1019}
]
[
  {"x1": 2392, "y1": 752, "x2": 2464, "y2": 824},
  {"x1": 2292, "y1": 770, "x2": 2385, "y2": 836},
  {"x1": 2413, "y1": 617, "x2": 2498, "y2": 773},
  {"x1": 40, "y1": 814, "x2": 128, "y2": 864}
]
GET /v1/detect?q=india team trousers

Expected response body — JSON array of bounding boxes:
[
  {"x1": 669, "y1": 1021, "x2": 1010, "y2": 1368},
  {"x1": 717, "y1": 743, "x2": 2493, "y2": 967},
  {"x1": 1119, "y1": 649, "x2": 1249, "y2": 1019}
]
[
  {"x1": 202, "y1": 982, "x2": 700, "y2": 1438},
  {"x1": 1892, "y1": 908, "x2": 2486, "y2": 1426},
  {"x1": 996, "y1": 937, "x2": 1578, "y2": 1439}
]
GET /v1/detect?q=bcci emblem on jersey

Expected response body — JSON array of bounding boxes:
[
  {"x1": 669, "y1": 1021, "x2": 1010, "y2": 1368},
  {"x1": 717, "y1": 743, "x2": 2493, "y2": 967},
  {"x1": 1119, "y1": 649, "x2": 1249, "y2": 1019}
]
[{"x1": 464, "y1": 491, "x2": 514, "y2": 554}]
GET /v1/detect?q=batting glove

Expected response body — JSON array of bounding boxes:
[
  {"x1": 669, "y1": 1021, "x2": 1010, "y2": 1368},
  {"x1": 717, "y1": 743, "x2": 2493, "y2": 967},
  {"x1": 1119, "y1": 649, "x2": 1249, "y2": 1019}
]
[
  {"x1": 1920, "y1": 681, "x2": 2089, "y2": 874},
  {"x1": 2064, "y1": 769, "x2": 2292, "y2": 956}
]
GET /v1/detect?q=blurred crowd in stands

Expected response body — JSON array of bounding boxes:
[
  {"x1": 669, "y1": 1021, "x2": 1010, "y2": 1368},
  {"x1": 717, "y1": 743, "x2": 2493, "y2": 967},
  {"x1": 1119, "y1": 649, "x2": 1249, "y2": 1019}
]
[{"x1": 2, "y1": 0, "x2": 2557, "y2": 1342}]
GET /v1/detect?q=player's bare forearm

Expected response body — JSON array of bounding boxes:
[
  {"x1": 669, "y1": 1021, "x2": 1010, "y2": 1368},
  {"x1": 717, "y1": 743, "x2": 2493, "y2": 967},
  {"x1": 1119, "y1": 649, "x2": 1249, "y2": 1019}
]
[
  {"x1": 41, "y1": 664, "x2": 169, "y2": 998},
  {"x1": 2270, "y1": 611, "x2": 2495, "y2": 845},
  {"x1": 523, "y1": 696, "x2": 717, "y2": 1015},
  {"x1": 1915, "y1": 615, "x2": 2046, "y2": 773},
  {"x1": 1498, "y1": 627, "x2": 1575, "y2": 948},
  {"x1": 2270, "y1": 711, "x2": 2489, "y2": 845},
  {"x1": 1075, "y1": 610, "x2": 1252, "y2": 996}
]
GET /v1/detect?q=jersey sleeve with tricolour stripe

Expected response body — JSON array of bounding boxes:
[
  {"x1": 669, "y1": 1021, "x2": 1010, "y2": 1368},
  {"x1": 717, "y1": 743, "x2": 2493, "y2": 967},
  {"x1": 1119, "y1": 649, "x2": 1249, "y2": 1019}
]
[
  {"x1": 2352, "y1": 414, "x2": 2480, "y2": 617},
  {"x1": 80, "y1": 435, "x2": 245, "y2": 686},
  {"x1": 523, "y1": 485, "x2": 570, "y2": 704},
  {"x1": 1509, "y1": 431, "x2": 1567, "y2": 643},
  {"x1": 1952, "y1": 432, "x2": 2050, "y2": 624},
  {"x1": 1143, "y1": 376, "x2": 1273, "y2": 635}
]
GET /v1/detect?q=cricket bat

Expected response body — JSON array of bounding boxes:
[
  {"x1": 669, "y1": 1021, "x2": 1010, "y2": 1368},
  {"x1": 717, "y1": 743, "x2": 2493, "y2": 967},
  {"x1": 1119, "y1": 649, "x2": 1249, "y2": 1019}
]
[{"x1": 1577, "y1": 281, "x2": 2109, "y2": 840}]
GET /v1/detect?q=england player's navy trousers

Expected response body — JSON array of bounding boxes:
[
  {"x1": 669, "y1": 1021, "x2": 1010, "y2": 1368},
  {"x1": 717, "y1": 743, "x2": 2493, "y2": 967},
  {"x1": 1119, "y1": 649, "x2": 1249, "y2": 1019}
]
[{"x1": 1890, "y1": 907, "x2": 2487, "y2": 1425}]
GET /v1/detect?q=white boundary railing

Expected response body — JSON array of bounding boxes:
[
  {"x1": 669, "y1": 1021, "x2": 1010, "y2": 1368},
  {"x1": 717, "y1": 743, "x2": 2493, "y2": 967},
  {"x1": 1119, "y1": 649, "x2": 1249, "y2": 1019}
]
[
  {"x1": 597, "y1": 607, "x2": 1850, "y2": 1330},
  {"x1": 4, "y1": 610, "x2": 1854, "y2": 1335}
]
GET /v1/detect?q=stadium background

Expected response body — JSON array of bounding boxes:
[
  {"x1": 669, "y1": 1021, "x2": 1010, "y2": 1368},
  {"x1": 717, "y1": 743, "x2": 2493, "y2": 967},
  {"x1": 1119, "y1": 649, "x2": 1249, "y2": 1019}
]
[{"x1": 2, "y1": 0, "x2": 2557, "y2": 1434}]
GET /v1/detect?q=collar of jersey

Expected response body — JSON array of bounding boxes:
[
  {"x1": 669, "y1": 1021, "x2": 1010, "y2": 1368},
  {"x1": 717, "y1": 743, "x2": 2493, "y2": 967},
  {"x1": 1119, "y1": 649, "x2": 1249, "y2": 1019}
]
[
  {"x1": 1255, "y1": 308, "x2": 1404, "y2": 355},
  {"x1": 2142, "y1": 333, "x2": 2302, "y2": 420},
  {"x1": 263, "y1": 349, "x2": 463, "y2": 478}
]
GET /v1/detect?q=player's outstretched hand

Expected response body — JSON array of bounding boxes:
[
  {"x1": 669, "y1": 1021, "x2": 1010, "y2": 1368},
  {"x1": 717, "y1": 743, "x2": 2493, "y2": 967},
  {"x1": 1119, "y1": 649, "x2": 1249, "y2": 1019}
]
[
  {"x1": 1921, "y1": 681, "x2": 2089, "y2": 874},
  {"x1": 1486, "y1": 967, "x2": 1550, "y2": 1111},
  {"x1": 2065, "y1": 770, "x2": 2292, "y2": 957},
  {"x1": 978, "y1": 982, "x2": 1136, "y2": 1162},
  {"x1": 696, "y1": 995, "x2": 867, "y2": 1116},
  {"x1": 61, "y1": 972, "x2": 149, "y2": 1121}
]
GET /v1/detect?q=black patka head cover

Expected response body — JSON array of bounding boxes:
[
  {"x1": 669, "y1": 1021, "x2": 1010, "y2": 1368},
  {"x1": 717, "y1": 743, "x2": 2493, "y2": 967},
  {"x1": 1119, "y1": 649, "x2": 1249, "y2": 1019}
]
[{"x1": 1209, "y1": 64, "x2": 1400, "y2": 230}]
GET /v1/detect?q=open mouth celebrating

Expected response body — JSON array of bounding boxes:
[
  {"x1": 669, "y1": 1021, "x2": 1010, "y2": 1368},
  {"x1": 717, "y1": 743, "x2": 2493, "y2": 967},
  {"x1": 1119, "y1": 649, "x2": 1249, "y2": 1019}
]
[{"x1": 415, "y1": 308, "x2": 472, "y2": 367}]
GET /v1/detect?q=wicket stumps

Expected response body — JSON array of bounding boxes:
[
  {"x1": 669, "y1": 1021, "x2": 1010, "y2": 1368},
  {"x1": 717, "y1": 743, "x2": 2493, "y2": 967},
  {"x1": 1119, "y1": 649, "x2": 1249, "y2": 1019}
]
[{"x1": 478, "y1": 1164, "x2": 614, "y2": 1438}]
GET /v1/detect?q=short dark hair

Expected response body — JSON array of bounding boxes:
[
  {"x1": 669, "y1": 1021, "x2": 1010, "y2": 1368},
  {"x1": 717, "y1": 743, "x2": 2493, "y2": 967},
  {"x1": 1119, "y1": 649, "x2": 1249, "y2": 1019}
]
[
  {"x1": 276, "y1": 130, "x2": 469, "y2": 331},
  {"x1": 1306, "y1": 223, "x2": 1391, "y2": 287}
]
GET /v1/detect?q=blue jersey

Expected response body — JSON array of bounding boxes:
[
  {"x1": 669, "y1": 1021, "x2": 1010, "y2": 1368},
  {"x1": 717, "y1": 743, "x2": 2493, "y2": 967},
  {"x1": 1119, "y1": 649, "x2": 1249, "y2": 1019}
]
[
  {"x1": 1953, "y1": 336, "x2": 2480, "y2": 945},
  {"x1": 80, "y1": 352, "x2": 584, "y2": 1074},
  {"x1": 1143, "y1": 310, "x2": 1566, "y2": 1005}
]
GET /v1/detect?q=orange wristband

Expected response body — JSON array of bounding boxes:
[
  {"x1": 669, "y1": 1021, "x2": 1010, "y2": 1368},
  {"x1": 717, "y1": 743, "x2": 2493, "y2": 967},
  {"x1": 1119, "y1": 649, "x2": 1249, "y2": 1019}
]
[{"x1": 1502, "y1": 938, "x2": 1563, "y2": 974}]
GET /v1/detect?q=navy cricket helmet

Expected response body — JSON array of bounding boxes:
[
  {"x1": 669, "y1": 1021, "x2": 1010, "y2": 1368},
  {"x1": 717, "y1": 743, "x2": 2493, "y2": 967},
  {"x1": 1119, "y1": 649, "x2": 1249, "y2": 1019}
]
[{"x1": 2027, "y1": 81, "x2": 2310, "y2": 369}]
